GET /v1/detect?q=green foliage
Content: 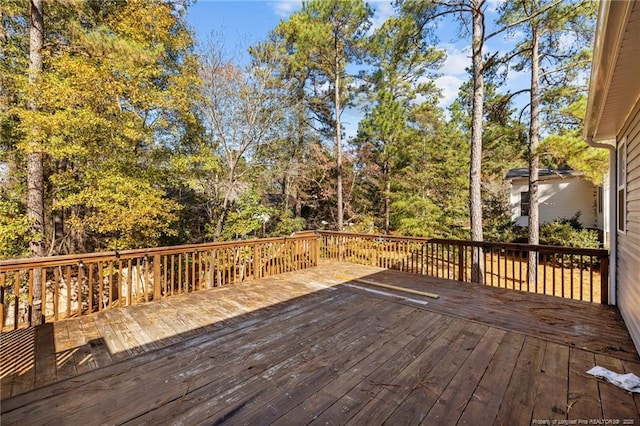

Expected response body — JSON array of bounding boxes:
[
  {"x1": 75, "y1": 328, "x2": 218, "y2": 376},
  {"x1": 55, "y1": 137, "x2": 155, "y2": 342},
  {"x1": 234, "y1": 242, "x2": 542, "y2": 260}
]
[
  {"x1": 215, "y1": 190, "x2": 277, "y2": 241},
  {"x1": 2, "y1": 0, "x2": 201, "y2": 253},
  {"x1": 390, "y1": 102, "x2": 470, "y2": 239},
  {"x1": 0, "y1": 194, "x2": 30, "y2": 259},
  {"x1": 351, "y1": 4, "x2": 445, "y2": 234},
  {"x1": 538, "y1": 215, "x2": 600, "y2": 249},
  {"x1": 541, "y1": 96, "x2": 607, "y2": 184},
  {"x1": 58, "y1": 174, "x2": 180, "y2": 250},
  {"x1": 391, "y1": 195, "x2": 442, "y2": 237},
  {"x1": 268, "y1": 210, "x2": 307, "y2": 237},
  {"x1": 275, "y1": 0, "x2": 373, "y2": 229},
  {"x1": 503, "y1": 214, "x2": 600, "y2": 249}
]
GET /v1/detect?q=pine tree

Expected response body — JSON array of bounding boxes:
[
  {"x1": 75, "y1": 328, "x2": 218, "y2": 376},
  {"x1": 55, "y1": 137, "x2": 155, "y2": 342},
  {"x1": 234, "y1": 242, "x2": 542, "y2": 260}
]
[
  {"x1": 354, "y1": 10, "x2": 445, "y2": 234},
  {"x1": 498, "y1": 0, "x2": 597, "y2": 286},
  {"x1": 275, "y1": 0, "x2": 372, "y2": 231}
]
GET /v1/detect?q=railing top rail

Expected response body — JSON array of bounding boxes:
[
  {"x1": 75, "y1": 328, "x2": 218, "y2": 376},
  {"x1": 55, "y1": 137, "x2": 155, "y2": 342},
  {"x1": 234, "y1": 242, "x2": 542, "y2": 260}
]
[
  {"x1": 317, "y1": 231, "x2": 608, "y2": 257},
  {"x1": 0, "y1": 232, "x2": 318, "y2": 272}
]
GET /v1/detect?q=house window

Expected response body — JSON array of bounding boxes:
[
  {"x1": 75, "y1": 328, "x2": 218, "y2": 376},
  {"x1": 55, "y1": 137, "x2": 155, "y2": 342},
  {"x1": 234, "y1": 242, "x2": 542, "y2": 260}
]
[
  {"x1": 521, "y1": 191, "x2": 530, "y2": 217},
  {"x1": 597, "y1": 186, "x2": 603, "y2": 214},
  {"x1": 617, "y1": 137, "x2": 627, "y2": 233}
]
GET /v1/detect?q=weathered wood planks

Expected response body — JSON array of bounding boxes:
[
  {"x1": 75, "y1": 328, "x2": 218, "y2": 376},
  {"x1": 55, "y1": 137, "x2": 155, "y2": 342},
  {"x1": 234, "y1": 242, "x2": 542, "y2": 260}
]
[{"x1": 1, "y1": 260, "x2": 639, "y2": 424}]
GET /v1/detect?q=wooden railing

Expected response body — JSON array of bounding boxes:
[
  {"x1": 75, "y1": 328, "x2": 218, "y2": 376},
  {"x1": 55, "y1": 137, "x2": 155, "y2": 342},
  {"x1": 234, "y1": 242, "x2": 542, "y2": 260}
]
[
  {"x1": 319, "y1": 231, "x2": 609, "y2": 304},
  {"x1": 0, "y1": 232, "x2": 319, "y2": 331},
  {"x1": 0, "y1": 229, "x2": 610, "y2": 331}
]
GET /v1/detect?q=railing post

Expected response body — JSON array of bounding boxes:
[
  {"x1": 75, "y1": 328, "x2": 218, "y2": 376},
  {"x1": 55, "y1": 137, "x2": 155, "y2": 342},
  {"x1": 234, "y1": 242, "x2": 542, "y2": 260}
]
[
  {"x1": 457, "y1": 244, "x2": 465, "y2": 282},
  {"x1": 527, "y1": 250, "x2": 538, "y2": 292},
  {"x1": 471, "y1": 245, "x2": 484, "y2": 284},
  {"x1": 0, "y1": 281, "x2": 4, "y2": 331},
  {"x1": 153, "y1": 254, "x2": 161, "y2": 300},
  {"x1": 254, "y1": 242, "x2": 260, "y2": 279},
  {"x1": 600, "y1": 252, "x2": 609, "y2": 305}
]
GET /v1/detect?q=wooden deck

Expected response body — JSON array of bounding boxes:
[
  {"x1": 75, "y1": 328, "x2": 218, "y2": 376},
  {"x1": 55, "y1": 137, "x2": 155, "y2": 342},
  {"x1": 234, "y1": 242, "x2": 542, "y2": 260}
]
[{"x1": 1, "y1": 260, "x2": 639, "y2": 424}]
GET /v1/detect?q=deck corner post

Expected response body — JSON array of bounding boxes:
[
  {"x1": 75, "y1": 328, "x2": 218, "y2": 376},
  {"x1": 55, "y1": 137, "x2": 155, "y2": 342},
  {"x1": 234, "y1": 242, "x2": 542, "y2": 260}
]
[
  {"x1": 600, "y1": 252, "x2": 609, "y2": 305},
  {"x1": 471, "y1": 246, "x2": 484, "y2": 284},
  {"x1": 313, "y1": 234, "x2": 324, "y2": 266},
  {"x1": 457, "y1": 244, "x2": 465, "y2": 281},
  {"x1": 254, "y1": 242, "x2": 260, "y2": 279},
  {"x1": 527, "y1": 250, "x2": 538, "y2": 292},
  {"x1": 153, "y1": 254, "x2": 161, "y2": 300}
]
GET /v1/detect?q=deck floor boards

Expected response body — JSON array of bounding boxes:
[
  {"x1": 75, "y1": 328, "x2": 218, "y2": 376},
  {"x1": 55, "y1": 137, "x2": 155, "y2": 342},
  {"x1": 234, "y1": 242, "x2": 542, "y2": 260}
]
[{"x1": 1, "y1": 260, "x2": 639, "y2": 424}]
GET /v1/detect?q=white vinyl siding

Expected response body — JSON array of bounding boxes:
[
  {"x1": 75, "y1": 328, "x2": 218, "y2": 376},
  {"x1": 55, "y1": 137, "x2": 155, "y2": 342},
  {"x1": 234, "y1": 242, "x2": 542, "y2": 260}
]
[
  {"x1": 509, "y1": 177, "x2": 598, "y2": 228},
  {"x1": 616, "y1": 103, "x2": 640, "y2": 353}
]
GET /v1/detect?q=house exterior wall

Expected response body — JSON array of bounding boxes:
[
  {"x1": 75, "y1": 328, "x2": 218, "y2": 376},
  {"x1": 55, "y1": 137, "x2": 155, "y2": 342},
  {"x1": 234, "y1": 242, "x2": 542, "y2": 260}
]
[
  {"x1": 509, "y1": 177, "x2": 598, "y2": 228},
  {"x1": 617, "y1": 101, "x2": 640, "y2": 353}
]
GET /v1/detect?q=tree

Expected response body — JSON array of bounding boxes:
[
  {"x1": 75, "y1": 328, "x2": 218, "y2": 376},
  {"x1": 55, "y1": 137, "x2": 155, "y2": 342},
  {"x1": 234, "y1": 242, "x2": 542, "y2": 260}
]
[
  {"x1": 451, "y1": 75, "x2": 528, "y2": 241},
  {"x1": 401, "y1": 0, "x2": 490, "y2": 281},
  {"x1": 249, "y1": 33, "x2": 315, "y2": 225},
  {"x1": 403, "y1": 0, "x2": 573, "y2": 281},
  {"x1": 277, "y1": 0, "x2": 372, "y2": 231},
  {"x1": 467, "y1": 0, "x2": 486, "y2": 282},
  {"x1": 354, "y1": 10, "x2": 444, "y2": 234},
  {"x1": 27, "y1": 0, "x2": 45, "y2": 324},
  {"x1": 198, "y1": 40, "x2": 286, "y2": 240},
  {"x1": 498, "y1": 0, "x2": 596, "y2": 286},
  {"x1": 541, "y1": 96, "x2": 607, "y2": 184},
  {"x1": 4, "y1": 0, "x2": 201, "y2": 252},
  {"x1": 392, "y1": 100, "x2": 470, "y2": 237}
]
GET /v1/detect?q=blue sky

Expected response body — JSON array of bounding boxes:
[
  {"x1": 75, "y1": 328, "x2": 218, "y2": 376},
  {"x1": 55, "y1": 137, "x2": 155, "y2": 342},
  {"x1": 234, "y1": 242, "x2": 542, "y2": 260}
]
[{"x1": 185, "y1": 0, "x2": 530, "y2": 136}]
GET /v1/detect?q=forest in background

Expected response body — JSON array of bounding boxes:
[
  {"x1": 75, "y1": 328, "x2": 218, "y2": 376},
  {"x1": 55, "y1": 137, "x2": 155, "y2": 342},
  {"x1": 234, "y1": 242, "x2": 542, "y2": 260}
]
[{"x1": 0, "y1": 0, "x2": 607, "y2": 260}]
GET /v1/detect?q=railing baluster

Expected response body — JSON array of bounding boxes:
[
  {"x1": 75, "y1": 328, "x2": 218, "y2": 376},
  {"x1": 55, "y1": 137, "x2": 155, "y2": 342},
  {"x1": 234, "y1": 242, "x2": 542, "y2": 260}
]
[
  {"x1": 163, "y1": 255, "x2": 168, "y2": 295},
  {"x1": 543, "y1": 253, "x2": 549, "y2": 297},
  {"x1": 600, "y1": 254, "x2": 609, "y2": 304},
  {"x1": 581, "y1": 255, "x2": 586, "y2": 302},
  {"x1": 28, "y1": 269, "x2": 33, "y2": 326},
  {"x1": 489, "y1": 247, "x2": 494, "y2": 287},
  {"x1": 589, "y1": 256, "x2": 604, "y2": 303},
  {"x1": 13, "y1": 272, "x2": 19, "y2": 329},
  {"x1": 88, "y1": 263, "x2": 94, "y2": 313},
  {"x1": 77, "y1": 263, "x2": 83, "y2": 317},
  {"x1": 53, "y1": 267, "x2": 60, "y2": 321},
  {"x1": 0, "y1": 275, "x2": 5, "y2": 331},
  {"x1": 560, "y1": 254, "x2": 573, "y2": 299},
  {"x1": 66, "y1": 265, "x2": 72, "y2": 319},
  {"x1": 518, "y1": 250, "x2": 522, "y2": 291},
  {"x1": 126, "y1": 259, "x2": 132, "y2": 305}
]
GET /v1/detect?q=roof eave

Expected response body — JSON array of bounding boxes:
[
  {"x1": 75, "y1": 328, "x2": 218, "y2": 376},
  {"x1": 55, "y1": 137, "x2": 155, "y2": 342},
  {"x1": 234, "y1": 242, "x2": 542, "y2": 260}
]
[{"x1": 584, "y1": 0, "x2": 634, "y2": 143}]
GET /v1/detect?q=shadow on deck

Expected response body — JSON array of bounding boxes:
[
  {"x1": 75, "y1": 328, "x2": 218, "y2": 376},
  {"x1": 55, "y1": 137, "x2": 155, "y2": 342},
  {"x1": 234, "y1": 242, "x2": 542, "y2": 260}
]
[{"x1": 1, "y1": 260, "x2": 639, "y2": 424}]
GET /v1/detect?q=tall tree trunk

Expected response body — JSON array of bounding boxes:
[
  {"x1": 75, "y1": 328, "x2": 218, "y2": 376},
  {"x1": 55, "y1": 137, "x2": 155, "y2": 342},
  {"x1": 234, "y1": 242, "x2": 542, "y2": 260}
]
[
  {"x1": 214, "y1": 172, "x2": 235, "y2": 241},
  {"x1": 28, "y1": 0, "x2": 45, "y2": 326},
  {"x1": 0, "y1": 10, "x2": 7, "y2": 105},
  {"x1": 294, "y1": 90, "x2": 306, "y2": 219},
  {"x1": 527, "y1": 24, "x2": 540, "y2": 290},
  {"x1": 384, "y1": 158, "x2": 390, "y2": 235},
  {"x1": 335, "y1": 63, "x2": 343, "y2": 232},
  {"x1": 469, "y1": 0, "x2": 485, "y2": 283}
]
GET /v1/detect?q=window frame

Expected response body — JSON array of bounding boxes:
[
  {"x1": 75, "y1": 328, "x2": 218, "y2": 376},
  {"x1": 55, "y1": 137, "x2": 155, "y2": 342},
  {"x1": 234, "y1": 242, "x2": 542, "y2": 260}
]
[
  {"x1": 597, "y1": 185, "x2": 603, "y2": 214},
  {"x1": 617, "y1": 136, "x2": 627, "y2": 234},
  {"x1": 520, "y1": 191, "x2": 530, "y2": 217}
]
